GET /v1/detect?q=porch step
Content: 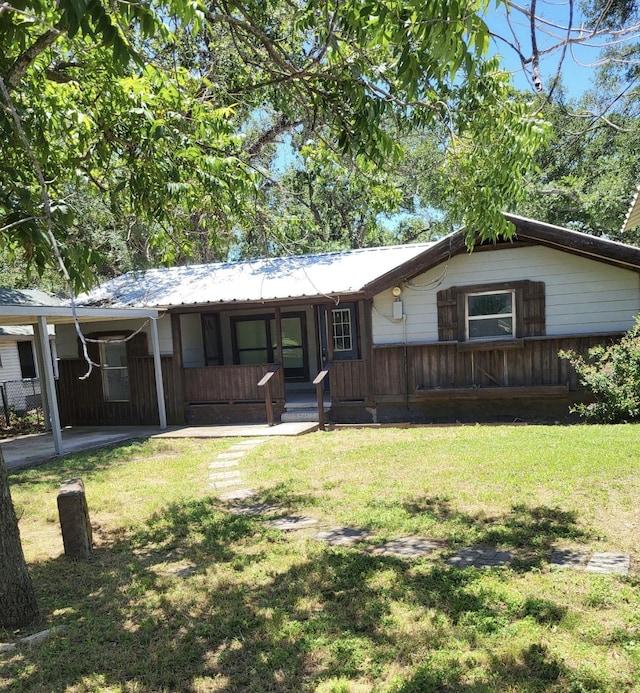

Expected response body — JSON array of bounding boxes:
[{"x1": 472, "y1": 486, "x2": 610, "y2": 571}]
[
  {"x1": 281, "y1": 393, "x2": 330, "y2": 423},
  {"x1": 281, "y1": 408, "x2": 324, "y2": 423}
]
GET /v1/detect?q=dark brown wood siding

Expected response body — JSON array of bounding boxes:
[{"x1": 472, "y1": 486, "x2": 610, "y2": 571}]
[
  {"x1": 183, "y1": 364, "x2": 284, "y2": 404},
  {"x1": 371, "y1": 334, "x2": 619, "y2": 400},
  {"x1": 57, "y1": 355, "x2": 181, "y2": 426},
  {"x1": 331, "y1": 359, "x2": 369, "y2": 401}
]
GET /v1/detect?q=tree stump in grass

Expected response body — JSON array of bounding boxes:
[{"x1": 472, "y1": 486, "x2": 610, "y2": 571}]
[{"x1": 57, "y1": 478, "x2": 92, "y2": 559}]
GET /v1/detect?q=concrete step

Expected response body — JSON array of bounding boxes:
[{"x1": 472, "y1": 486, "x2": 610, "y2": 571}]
[
  {"x1": 284, "y1": 395, "x2": 330, "y2": 411},
  {"x1": 281, "y1": 408, "x2": 326, "y2": 423}
]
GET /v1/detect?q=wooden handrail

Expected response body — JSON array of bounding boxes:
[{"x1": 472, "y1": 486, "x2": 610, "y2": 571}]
[
  {"x1": 312, "y1": 367, "x2": 330, "y2": 431},
  {"x1": 257, "y1": 366, "x2": 281, "y2": 426}
]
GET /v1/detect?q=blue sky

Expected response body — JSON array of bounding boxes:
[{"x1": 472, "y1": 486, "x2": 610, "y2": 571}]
[{"x1": 485, "y1": 0, "x2": 601, "y2": 98}]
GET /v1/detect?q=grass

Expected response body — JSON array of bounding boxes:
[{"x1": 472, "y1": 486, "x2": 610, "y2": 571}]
[{"x1": 1, "y1": 425, "x2": 640, "y2": 692}]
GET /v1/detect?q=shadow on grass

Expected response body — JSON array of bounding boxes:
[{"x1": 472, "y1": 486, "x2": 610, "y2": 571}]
[
  {"x1": 7, "y1": 439, "x2": 162, "y2": 487},
  {"x1": 1, "y1": 487, "x2": 616, "y2": 693},
  {"x1": 404, "y1": 495, "x2": 590, "y2": 570}
]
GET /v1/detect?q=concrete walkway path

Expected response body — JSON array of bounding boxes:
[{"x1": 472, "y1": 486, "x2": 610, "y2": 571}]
[{"x1": 2, "y1": 422, "x2": 317, "y2": 471}]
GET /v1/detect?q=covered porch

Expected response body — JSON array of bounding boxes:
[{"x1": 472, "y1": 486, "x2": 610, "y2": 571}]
[
  {"x1": 170, "y1": 297, "x2": 374, "y2": 426},
  {"x1": 0, "y1": 289, "x2": 167, "y2": 457}
]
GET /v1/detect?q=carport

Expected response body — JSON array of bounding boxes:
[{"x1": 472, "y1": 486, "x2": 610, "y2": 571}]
[{"x1": 0, "y1": 288, "x2": 166, "y2": 457}]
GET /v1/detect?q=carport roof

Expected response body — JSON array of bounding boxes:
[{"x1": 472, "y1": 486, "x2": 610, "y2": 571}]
[{"x1": 0, "y1": 287, "x2": 160, "y2": 326}]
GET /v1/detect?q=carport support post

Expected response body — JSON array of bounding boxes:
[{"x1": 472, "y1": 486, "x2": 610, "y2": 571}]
[
  {"x1": 35, "y1": 316, "x2": 63, "y2": 456},
  {"x1": 150, "y1": 318, "x2": 167, "y2": 430}
]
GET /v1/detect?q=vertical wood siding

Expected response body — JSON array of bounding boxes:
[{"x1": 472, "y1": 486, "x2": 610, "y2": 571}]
[
  {"x1": 331, "y1": 360, "x2": 368, "y2": 400},
  {"x1": 57, "y1": 356, "x2": 180, "y2": 426},
  {"x1": 183, "y1": 364, "x2": 284, "y2": 403},
  {"x1": 372, "y1": 335, "x2": 617, "y2": 398}
]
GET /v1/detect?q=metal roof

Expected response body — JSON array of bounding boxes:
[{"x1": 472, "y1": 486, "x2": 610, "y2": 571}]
[
  {"x1": 0, "y1": 287, "x2": 160, "y2": 327},
  {"x1": 74, "y1": 243, "x2": 436, "y2": 309},
  {"x1": 0, "y1": 325, "x2": 54, "y2": 337},
  {"x1": 622, "y1": 184, "x2": 640, "y2": 233},
  {"x1": 0, "y1": 288, "x2": 64, "y2": 307}
]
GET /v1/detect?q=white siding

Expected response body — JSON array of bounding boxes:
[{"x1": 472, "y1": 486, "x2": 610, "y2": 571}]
[
  {"x1": 56, "y1": 314, "x2": 172, "y2": 358},
  {"x1": 0, "y1": 341, "x2": 25, "y2": 382},
  {"x1": 372, "y1": 245, "x2": 640, "y2": 344}
]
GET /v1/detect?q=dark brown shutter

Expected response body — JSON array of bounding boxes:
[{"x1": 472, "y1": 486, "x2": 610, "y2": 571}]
[
  {"x1": 521, "y1": 280, "x2": 546, "y2": 337},
  {"x1": 437, "y1": 288, "x2": 458, "y2": 341}
]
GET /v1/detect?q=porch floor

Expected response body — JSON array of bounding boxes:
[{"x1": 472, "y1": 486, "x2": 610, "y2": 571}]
[{"x1": 2, "y1": 422, "x2": 318, "y2": 471}]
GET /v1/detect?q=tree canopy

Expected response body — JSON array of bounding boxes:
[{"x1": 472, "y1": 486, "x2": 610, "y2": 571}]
[{"x1": 0, "y1": 0, "x2": 552, "y2": 291}]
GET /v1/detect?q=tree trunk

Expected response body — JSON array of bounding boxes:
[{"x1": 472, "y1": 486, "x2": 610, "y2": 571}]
[{"x1": 0, "y1": 447, "x2": 39, "y2": 629}]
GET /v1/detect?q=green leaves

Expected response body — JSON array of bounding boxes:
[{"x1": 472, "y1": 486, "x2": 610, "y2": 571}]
[{"x1": 1, "y1": 0, "x2": 552, "y2": 290}]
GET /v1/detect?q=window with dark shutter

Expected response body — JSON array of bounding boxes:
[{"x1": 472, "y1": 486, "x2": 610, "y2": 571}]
[{"x1": 437, "y1": 281, "x2": 545, "y2": 342}]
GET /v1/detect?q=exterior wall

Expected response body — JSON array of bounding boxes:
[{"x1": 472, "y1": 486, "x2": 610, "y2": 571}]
[
  {"x1": 372, "y1": 245, "x2": 640, "y2": 344},
  {"x1": 180, "y1": 314, "x2": 205, "y2": 367},
  {"x1": 55, "y1": 314, "x2": 173, "y2": 358},
  {"x1": 182, "y1": 305, "x2": 320, "y2": 380},
  {"x1": 0, "y1": 340, "x2": 25, "y2": 382}
]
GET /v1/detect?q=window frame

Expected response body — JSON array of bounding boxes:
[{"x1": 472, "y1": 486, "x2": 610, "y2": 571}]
[
  {"x1": 332, "y1": 307, "x2": 353, "y2": 353},
  {"x1": 201, "y1": 313, "x2": 223, "y2": 366},
  {"x1": 99, "y1": 337, "x2": 130, "y2": 402},
  {"x1": 465, "y1": 289, "x2": 516, "y2": 341},
  {"x1": 17, "y1": 340, "x2": 36, "y2": 379},
  {"x1": 436, "y1": 280, "x2": 546, "y2": 345}
]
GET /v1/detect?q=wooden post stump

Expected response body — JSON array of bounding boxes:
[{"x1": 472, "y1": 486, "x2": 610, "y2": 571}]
[{"x1": 57, "y1": 478, "x2": 92, "y2": 559}]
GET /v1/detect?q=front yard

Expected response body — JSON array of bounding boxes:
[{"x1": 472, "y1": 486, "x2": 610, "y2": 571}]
[{"x1": 2, "y1": 425, "x2": 640, "y2": 692}]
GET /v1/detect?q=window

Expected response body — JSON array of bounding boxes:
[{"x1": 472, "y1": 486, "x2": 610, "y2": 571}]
[
  {"x1": 332, "y1": 308, "x2": 353, "y2": 352},
  {"x1": 437, "y1": 281, "x2": 546, "y2": 343},
  {"x1": 100, "y1": 338, "x2": 130, "y2": 402},
  {"x1": 466, "y1": 290, "x2": 515, "y2": 340},
  {"x1": 17, "y1": 341, "x2": 36, "y2": 379},
  {"x1": 202, "y1": 314, "x2": 223, "y2": 366}
]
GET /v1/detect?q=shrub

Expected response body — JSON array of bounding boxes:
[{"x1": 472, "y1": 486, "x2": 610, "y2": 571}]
[{"x1": 559, "y1": 316, "x2": 640, "y2": 423}]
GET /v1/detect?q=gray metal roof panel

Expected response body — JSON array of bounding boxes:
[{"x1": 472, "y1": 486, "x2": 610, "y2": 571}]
[
  {"x1": 0, "y1": 288, "x2": 63, "y2": 307},
  {"x1": 75, "y1": 243, "x2": 436, "y2": 308}
]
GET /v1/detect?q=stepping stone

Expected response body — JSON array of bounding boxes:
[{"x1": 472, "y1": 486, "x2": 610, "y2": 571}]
[
  {"x1": 585, "y1": 553, "x2": 630, "y2": 575},
  {"x1": 230, "y1": 439, "x2": 266, "y2": 448},
  {"x1": 372, "y1": 536, "x2": 444, "y2": 558},
  {"x1": 313, "y1": 527, "x2": 370, "y2": 546},
  {"x1": 220, "y1": 488, "x2": 256, "y2": 501},
  {"x1": 209, "y1": 470, "x2": 242, "y2": 481},
  {"x1": 549, "y1": 549, "x2": 589, "y2": 570},
  {"x1": 209, "y1": 460, "x2": 240, "y2": 469},
  {"x1": 267, "y1": 516, "x2": 319, "y2": 531},
  {"x1": 210, "y1": 478, "x2": 243, "y2": 489},
  {"x1": 215, "y1": 451, "x2": 246, "y2": 460},
  {"x1": 228, "y1": 503, "x2": 280, "y2": 516},
  {"x1": 447, "y1": 547, "x2": 511, "y2": 569}
]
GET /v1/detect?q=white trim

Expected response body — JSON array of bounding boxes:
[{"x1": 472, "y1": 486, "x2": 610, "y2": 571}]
[
  {"x1": 150, "y1": 318, "x2": 167, "y2": 430},
  {"x1": 465, "y1": 289, "x2": 516, "y2": 341},
  {"x1": 35, "y1": 317, "x2": 63, "y2": 456}
]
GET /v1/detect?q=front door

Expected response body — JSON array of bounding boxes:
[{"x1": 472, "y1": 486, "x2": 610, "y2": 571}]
[
  {"x1": 232, "y1": 313, "x2": 309, "y2": 382},
  {"x1": 318, "y1": 303, "x2": 359, "y2": 363}
]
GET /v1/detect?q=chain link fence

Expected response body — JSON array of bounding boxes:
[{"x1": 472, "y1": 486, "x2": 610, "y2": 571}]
[{"x1": 0, "y1": 379, "x2": 44, "y2": 428}]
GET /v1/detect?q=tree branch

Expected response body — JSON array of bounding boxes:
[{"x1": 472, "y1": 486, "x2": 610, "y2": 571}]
[{"x1": 4, "y1": 23, "x2": 64, "y2": 89}]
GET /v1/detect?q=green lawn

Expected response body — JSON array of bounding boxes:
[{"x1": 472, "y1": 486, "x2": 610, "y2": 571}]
[{"x1": 2, "y1": 425, "x2": 640, "y2": 692}]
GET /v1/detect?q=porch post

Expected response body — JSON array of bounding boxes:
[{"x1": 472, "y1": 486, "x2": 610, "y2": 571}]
[
  {"x1": 35, "y1": 316, "x2": 63, "y2": 456},
  {"x1": 150, "y1": 318, "x2": 167, "y2": 430},
  {"x1": 326, "y1": 305, "x2": 335, "y2": 362},
  {"x1": 31, "y1": 325, "x2": 51, "y2": 431},
  {"x1": 274, "y1": 306, "x2": 284, "y2": 367}
]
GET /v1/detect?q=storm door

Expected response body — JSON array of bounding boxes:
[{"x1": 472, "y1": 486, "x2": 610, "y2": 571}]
[{"x1": 318, "y1": 303, "x2": 359, "y2": 363}]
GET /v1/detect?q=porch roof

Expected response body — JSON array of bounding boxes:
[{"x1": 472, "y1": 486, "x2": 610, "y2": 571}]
[
  {"x1": 0, "y1": 287, "x2": 160, "y2": 326},
  {"x1": 73, "y1": 242, "x2": 436, "y2": 309}
]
